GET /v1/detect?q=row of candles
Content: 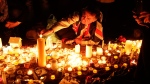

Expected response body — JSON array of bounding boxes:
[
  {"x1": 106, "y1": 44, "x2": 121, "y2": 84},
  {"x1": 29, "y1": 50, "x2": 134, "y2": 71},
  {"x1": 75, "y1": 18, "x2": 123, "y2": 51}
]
[{"x1": 0, "y1": 36, "x2": 142, "y2": 83}]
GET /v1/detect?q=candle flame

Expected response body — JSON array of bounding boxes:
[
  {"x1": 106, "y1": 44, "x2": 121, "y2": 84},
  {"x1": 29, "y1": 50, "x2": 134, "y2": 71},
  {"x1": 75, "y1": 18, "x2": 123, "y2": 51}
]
[{"x1": 39, "y1": 34, "x2": 42, "y2": 38}]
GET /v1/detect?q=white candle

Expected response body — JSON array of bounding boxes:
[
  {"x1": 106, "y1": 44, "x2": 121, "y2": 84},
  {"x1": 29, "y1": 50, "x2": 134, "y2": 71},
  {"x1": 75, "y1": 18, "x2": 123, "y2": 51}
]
[
  {"x1": 86, "y1": 45, "x2": 92, "y2": 58},
  {"x1": 96, "y1": 47, "x2": 103, "y2": 55},
  {"x1": 46, "y1": 36, "x2": 53, "y2": 49},
  {"x1": 27, "y1": 69, "x2": 33, "y2": 75},
  {"x1": 92, "y1": 51, "x2": 97, "y2": 56},
  {"x1": 0, "y1": 38, "x2": 2, "y2": 50},
  {"x1": 125, "y1": 40, "x2": 133, "y2": 55},
  {"x1": 75, "y1": 44, "x2": 80, "y2": 53},
  {"x1": 37, "y1": 35, "x2": 46, "y2": 67}
]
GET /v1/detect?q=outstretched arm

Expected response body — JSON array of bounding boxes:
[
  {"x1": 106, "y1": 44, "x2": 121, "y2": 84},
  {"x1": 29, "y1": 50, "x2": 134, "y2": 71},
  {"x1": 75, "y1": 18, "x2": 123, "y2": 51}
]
[{"x1": 42, "y1": 12, "x2": 80, "y2": 36}]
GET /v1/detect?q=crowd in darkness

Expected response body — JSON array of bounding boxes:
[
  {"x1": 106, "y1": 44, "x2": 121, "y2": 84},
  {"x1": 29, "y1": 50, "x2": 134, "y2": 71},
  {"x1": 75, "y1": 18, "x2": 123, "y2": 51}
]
[{"x1": 0, "y1": 0, "x2": 141, "y2": 43}]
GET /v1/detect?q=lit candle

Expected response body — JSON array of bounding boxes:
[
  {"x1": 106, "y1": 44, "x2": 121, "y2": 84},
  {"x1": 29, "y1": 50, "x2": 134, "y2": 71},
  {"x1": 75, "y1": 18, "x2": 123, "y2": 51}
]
[
  {"x1": 93, "y1": 69, "x2": 97, "y2": 74},
  {"x1": 123, "y1": 63, "x2": 128, "y2": 67},
  {"x1": 46, "y1": 36, "x2": 53, "y2": 49},
  {"x1": 50, "y1": 75, "x2": 55, "y2": 80},
  {"x1": 105, "y1": 66, "x2": 110, "y2": 71},
  {"x1": 68, "y1": 67, "x2": 72, "y2": 72},
  {"x1": 37, "y1": 35, "x2": 46, "y2": 67},
  {"x1": 75, "y1": 44, "x2": 80, "y2": 53},
  {"x1": 114, "y1": 64, "x2": 118, "y2": 69},
  {"x1": 27, "y1": 69, "x2": 33, "y2": 75},
  {"x1": 114, "y1": 56, "x2": 118, "y2": 59},
  {"x1": 46, "y1": 64, "x2": 51, "y2": 69},
  {"x1": 15, "y1": 79, "x2": 21, "y2": 84},
  {"x1": 0, "y1": 38, "x2": 2, "y2": 50},
  {"x1": 92, "y1": 51, "x2": 97, "y2": 56},
  {"x1": 86, "y1": 45, "x2": 92, "y2": 58},
  {"x1": 96, "y1": 47, "x2": 103, "y2": 55},
  {"x1": 77, "y1": 71, "x2": 82, "y2": 75},
  {"x1": 125, "y1": 40, "x2": 133, "y2": 55},
  {"x1": 77, "y1": 66, "x2": 82, "y2": 71}
]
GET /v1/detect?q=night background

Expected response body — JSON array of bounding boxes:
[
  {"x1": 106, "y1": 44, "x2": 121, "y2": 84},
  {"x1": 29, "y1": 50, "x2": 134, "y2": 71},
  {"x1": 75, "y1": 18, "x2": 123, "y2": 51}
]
[{"x1": 3, "y1": 0, "x2": 150, "y2": 44}]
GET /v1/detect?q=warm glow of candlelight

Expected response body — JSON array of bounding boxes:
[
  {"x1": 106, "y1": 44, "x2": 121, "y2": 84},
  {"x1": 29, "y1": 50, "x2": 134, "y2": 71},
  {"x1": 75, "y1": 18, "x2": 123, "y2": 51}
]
[
  {"x1": 50, "y1": 75, "x2": 55, "y2": 80},
  {"x1": 107, "y1": 53, "x2": 111, "y2": 56},
  {"x1": 97, "y1": 47, "x2": 103, "y2": 55},
  {"x1": 105, "y1": 67, "x2": 110, "y2": 71},
  {"x1": 77, "y1": 71, "x2": 82, "y2": 75},
  {"x1": 93, "y1": 69, "x2": 98, "y2": 74},
  {"x1": 101, "y1": 56, "x2": 106, "y2": 60},
  {"x1": 75, "y1": 44, "x2": 80, "y2": 53},
  {"x1": 114, "y1": 56, "x2": 118, "y2": 59},
  {"x1": 77, "y1": 66, "x2": 82, "y2": 71},
  {"x1": 46, "y1": 64, "x2": 51, "y2": 69},
  {"x1": 68, "y1": 67, "x2": 72, "y2": 71},
  {"x1": 57, "y1": 68, "x2": 62, "y2": 72},
  {"x1": 92, "y1": 51, "x2": 97, "y2": 56},
  {"x1": 27, "y1": 69, "x2": 33, "y2": 75},
  {"x1": 114, "y1": 64, "x2": 118, "y2": 68},
  {"x1": 39, "y1": 34, "x2": 42, "y2": 38},
  {"x1": 123, "y1": 63, "x2": 128, "y2": 67}
]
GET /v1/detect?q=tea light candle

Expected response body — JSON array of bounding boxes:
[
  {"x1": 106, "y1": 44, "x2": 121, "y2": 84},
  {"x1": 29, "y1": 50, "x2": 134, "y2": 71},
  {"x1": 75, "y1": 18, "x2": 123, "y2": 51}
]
[
  {"x1": 92, "y1": 51, "x2": 97, "y2": 56},
  {"x1": 93, "y1": 69, "x2": 97, "y2": 74},
  {"x1": 86, "y1": 45, "x2": 92, "y2": 58},
  {"x1": 37, "y1": 35, "x2": 46, "y2": 67},
  {"x1": 82, "y1": 67, "x2": 87, "y2": 71},
  {"x1": 57, "y1": 68, "x2": 62, "y2": 72},
  {"x1": 114, "y1": 56, "x2": 118, "y2": 59},
  {"x1": 77, "y1": 71, "x2": 82, "y2": 75},
  {"x1": 27, "y1": 69, "x2": 33, "y2": 75},
  {"x1": 75, "y1": 44, "x2": 80, "y2": 53},
  {"x1": 68, "y1": 67, "x2": 72, "y2": 72},
  {"x1": 125, "y1": 40, "x2": 133, "y2": 55},
  {"x1": 50, "y1": 75, "x2": 55, "y2": 80},
  {"x1": 96, "y1": 47, "x2": 103, "y2": 55},
  {"x1": 15, "y1": 79, "x2": 21, "y2": 84},
  {"x1": 114, "y1": 64, "x2": 118, "y2": 69},
  {"x1": 101, "y1": 56, "x2": 106, "y2": 60},
  {"x1": 46, "y1": 64, "x2": 51, "y2": 69},
  {"x1": 105, "y1": 66, "x2": 110, "y2": 71},
  {"x1": 123, "y1": 63, "x2": 128, "y2": 67},
  {"x1": 77, "y1": 66, "x2": 82, "y2": 71}
]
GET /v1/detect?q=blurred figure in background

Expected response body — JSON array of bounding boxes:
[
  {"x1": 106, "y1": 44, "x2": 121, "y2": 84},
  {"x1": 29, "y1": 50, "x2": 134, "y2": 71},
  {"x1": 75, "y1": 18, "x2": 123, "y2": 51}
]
[
  {"x1": 0, "y1": 0, "x2": 8, "y2": 38},
  {"x1": 2, "y1": 0, "x2": 34, "y2": 42},
  {"x1": 133, "y1": 0, "x2": 150, "y2": 83}
]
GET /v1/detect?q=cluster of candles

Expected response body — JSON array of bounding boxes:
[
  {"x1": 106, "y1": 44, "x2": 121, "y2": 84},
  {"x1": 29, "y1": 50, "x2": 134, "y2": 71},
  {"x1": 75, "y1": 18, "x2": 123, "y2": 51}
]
[{"x1": 0, "y1": 36, "x2": 142, "y2": 83}]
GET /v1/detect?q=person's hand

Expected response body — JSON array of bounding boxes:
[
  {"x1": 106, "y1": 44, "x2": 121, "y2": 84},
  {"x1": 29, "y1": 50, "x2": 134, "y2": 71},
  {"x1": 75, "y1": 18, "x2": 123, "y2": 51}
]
[
  {"x1": 40, "y1": 29, "x2": 54, "y2": 37},
  {"x1": 5, "y1": 21, "x2": 21, "y2": 28},
  {"x1": 133, "y1": 11, "x2": 150, "y2": 28}
]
